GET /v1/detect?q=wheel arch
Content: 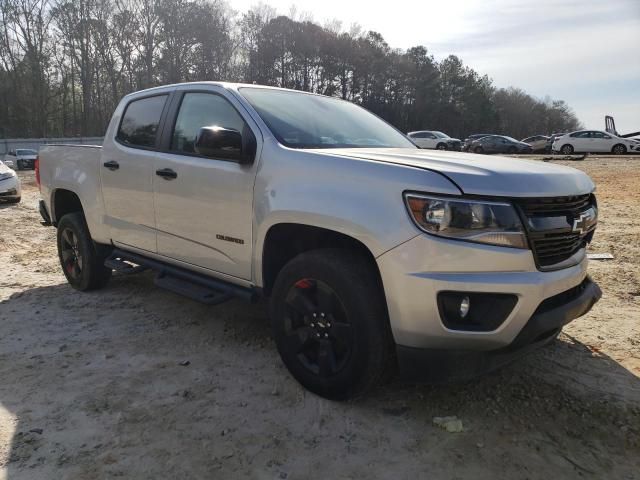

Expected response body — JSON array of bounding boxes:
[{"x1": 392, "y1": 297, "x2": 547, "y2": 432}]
[
  {"x1": 259, "y1": 222, "x2": 385, "y2": 298},
  {"x1": 51, "y1": 188, "x2": 85, "y2": 224}
]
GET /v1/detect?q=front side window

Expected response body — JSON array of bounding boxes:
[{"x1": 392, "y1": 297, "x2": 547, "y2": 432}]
[
  {"x1": 117, "y1": 95, "x2": 168, "y2": 148},
  {"x1": 171, "y1": 93, "x2": 246, "y2": 154},
  {"x1": 240, "y1": 87, "x2": 415, "y2": 149}
]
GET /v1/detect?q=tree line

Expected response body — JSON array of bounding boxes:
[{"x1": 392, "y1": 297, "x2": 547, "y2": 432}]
[{"x1": 0, "y1": 0, "x2": 582, "y2": 140}]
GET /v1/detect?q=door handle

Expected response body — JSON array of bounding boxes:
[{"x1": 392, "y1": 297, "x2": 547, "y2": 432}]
[
  {"x1": 156, "y1": 168, "x2": 177, "y2": 180},
  {"x1": 103, "y1": 160, "x2": 119, "y2": 171}
]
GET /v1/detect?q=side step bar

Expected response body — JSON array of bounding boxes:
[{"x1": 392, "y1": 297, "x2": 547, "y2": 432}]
[{"x1": 105, "y1": 249, "x2": 257, "y2": 305}]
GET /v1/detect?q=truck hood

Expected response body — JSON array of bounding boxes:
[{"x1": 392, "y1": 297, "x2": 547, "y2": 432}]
[{"x1": 321, "y1": 148, "x2": 595, "y2": 197}]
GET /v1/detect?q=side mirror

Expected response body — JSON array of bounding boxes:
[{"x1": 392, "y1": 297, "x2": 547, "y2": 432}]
[{"x1": 194, "y1": 126, "x2": 256, "y2": 164}]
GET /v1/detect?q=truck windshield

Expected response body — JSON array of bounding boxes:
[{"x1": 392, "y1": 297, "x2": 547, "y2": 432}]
[{"x1": 239, "y1": 87, "x2": 415, "y2": 149}]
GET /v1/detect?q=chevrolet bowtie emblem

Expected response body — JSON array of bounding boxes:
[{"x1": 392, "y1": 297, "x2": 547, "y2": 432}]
[{"x1": 572, "y1": 209, "x2": 596, "y2": 234}]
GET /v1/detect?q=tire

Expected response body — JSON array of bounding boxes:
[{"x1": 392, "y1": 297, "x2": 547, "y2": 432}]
[
  {"x1": 269, "y1": 249, "x2": 394, "y2": 400},
  {"x1": 507, "y1": 146, "x2": 517, "y2": 154},
  {"x1": 57, "y1": 212, "x2": 112, "y2": 291},
  {"x1": 4, "y1": 197, "x2": 20, "y2": 204},
  {"x1": 16, "y1": 160, "x2": 23, "y2": 170},
  {"x1": 560, "y1": 144, "x2": 574, "y2": 155},
  {"x1": 612, "y1": 144, "x2": 626, "y2": 155},
  {"x1": 474, "y1": 146, "x2": 484, "y2": 154},
  {"x1": 436, "y1": 143, "x2": 448, "y2": 150}
]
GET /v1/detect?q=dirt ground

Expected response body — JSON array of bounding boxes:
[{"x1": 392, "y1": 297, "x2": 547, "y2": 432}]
[{"x1": 1, "y1": 156, "x2": 638, "y2": 479}]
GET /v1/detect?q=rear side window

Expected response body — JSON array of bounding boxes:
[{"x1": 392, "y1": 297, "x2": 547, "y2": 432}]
[{"x1": 117, "y1": 95, "x2": 168, "y2": 148}]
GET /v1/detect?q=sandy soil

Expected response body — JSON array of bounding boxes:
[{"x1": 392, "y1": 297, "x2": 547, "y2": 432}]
[{"x1": 0, "y1": 157, "x2": 638, "y2": 479}]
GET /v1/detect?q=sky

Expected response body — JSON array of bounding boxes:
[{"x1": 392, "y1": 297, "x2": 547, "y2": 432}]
[{"x1": 231, "y1": 0, "x2": 640, "y2": 132}]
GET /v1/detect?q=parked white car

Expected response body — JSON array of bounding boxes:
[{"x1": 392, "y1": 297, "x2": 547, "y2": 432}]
[
  {"x1": 407, "y1": 131, "x2": 462, "y2": 150},
  {"x1": 0, "y1": 160, "x2": 21, "y2": 203},
  {"x1": 552, "y1": 130, "x2": 640, "y2": 155}
]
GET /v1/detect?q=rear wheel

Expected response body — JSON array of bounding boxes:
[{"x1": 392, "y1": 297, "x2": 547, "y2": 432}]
[
  {"x1": 507, "y1": 146, "x2": 517, "y2": 154},
  {"x1": 560, "y1": 144, "x2": 574, "y2": 155},
  {"x1": 612, "y1": 144, "x2": 626, "y2": 155},
  {"x1": 57, "y1": 212, "x2": 112, "y2": 291},
  {"x1": 269, "y1": 249, "x2": 394, "y2": 400},
  {"x1": 16, "y1": 160, "x2": 23, "y2": 170}
]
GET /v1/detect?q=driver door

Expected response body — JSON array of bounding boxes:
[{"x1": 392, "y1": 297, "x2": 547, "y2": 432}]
[{"x1": 152, "y1": 86, "x2": 261, "y2": 280}]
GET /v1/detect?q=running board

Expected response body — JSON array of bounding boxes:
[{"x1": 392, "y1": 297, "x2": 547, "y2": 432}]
[
  {"x1": 105, "y1": 255, "x2": 148, "y2": 275},
  {"x1": 154, "y1": 272, "x2": 232, "y2": 305},
  {"x1": 105, "y1": 249, "x2": 257, "y2": 305}
]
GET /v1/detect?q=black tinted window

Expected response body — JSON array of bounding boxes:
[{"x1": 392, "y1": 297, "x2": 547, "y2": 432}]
[
  {"x1": 410, "y1": 132, "x2": 427, "y2": 138},
  {"x1": 571, "y1": 131, "x2": 590, "y2": 138},
  {"x1": 117, "y1": 95, "x2": 167, "y2": 147},
  {"x1": 172, "y1": 93, "x2": 246, "y2": 154}
]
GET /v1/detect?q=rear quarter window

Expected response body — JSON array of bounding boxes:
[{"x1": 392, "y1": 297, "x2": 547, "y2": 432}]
[{"x1": 117, "y1": 95, "x2": 168, "y2": 148}]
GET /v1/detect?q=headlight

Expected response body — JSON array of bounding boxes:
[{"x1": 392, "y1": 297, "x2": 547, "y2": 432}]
[{"x1": 404, "y1": 193, "x2": 528, "y2": 249}]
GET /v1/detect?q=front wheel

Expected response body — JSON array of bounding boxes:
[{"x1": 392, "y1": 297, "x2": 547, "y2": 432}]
[
  {"x1": 436, "y1": 143, "x2": 448, "y2": 150},
  {"x1": 269, "y1": 249, "x2": 394, "y2": 400},
  {"x1": 560, "y1": 144, "x2": 574, "y2": 155},
  {"x1": 612, "y1": 144, "x2": 626, "y2": 155},
  {"x1": 507, "y1": 146, "x2": 517, "y2": 154},
  {"x1": 474, "y1": 146, "x2": 484, "y2": 154},
  {"x1": 57, "y1": 212, "x2": 112, "y2": 291}
]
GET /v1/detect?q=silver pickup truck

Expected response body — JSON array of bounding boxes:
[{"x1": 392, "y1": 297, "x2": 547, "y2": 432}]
[{"x1": 38, "y1": 82, "x2": 601, "y2": 399}]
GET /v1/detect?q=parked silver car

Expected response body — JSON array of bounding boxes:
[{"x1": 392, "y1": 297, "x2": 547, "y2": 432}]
[{"x1": 4, "y1": 148, "x2": 38, "y2": 170}]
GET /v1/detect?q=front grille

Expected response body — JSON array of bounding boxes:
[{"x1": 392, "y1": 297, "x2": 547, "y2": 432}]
[
  {"x1": 518, "y1": 194, "x2": 592, "y2": 216},
  {"x1": 514, "y1": 194, "x2": 597, "y2": 269}
]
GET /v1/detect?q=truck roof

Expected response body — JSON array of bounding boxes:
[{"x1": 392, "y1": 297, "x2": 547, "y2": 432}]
[{"x1": 122, "y1": 81, "x2": 328, "y2": 100}]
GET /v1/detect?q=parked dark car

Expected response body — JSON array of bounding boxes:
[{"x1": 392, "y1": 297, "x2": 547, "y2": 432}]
[
  {"x1": 470, "y1": 135, "x2": 533, "y2": 154},
  {"x1": 462, "y1": 133, "x2": 494, "y2": 151}
]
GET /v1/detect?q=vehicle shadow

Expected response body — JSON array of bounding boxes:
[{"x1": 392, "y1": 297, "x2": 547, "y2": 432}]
[
  {"x1": 0, "y1": 202, "x2": 20, "y2": 210},
  {"x1": 1, "y1": 276, "x2": 638, "y2": 478}
]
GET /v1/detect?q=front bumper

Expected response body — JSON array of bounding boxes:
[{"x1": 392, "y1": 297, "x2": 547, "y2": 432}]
[
  {"x1": 377, "y1": 233, "x2": 601, "y2": 380},
  {"x1": 17, "y1": 158, "x2": 36, "y2": 168},
  {"x1": 396, "y1": 277, "x2": 601, "y2": 381},
  {"x1": 377, "y1": 234, "x2": 595, "y2": 350}
]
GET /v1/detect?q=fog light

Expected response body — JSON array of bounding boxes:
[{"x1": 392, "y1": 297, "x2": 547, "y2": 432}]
[{"x1": 459, "y1": 296, "x2": 470, "y2": 318}]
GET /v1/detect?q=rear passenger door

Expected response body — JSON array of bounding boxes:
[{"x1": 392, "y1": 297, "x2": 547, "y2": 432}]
[
  {"x1": 101, "y1": 92, "x2": 171, "y2": 252},
  {"x1": 152, "y1": 86, "x2": 261, "y2": 281}
]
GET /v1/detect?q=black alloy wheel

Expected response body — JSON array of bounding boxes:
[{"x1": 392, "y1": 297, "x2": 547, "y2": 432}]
[
  {"x1": 56, "y1": 212, "x2": 112, "y2": 291},
  {"x1": 282, "y1": 278, "x2": 353, "y2": 377},
  {"x1": 270, "y1": 249, "x2": 394, "y2": 400},
  {"x1": 60, "y1": 227, "x2": 83, "y2": 281}
]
